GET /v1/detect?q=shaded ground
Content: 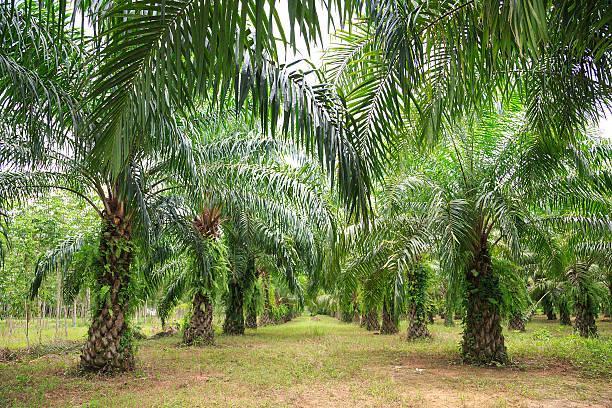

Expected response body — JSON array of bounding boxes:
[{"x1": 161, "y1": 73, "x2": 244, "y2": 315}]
[{"x1": 1, "y1": 315, "x2": 611, "y2": 407}]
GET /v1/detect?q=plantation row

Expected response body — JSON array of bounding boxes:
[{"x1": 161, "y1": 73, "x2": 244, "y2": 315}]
[{"x1": 1, "y1": 0, "x2": 612, "y2": 376}]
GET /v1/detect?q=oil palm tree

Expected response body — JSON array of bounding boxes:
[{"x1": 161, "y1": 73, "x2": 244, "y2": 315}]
[
  {"x1": 331, "y1": 171, "x2": 431, "y2": 338},
  {"x1": 151, "y1": 128, "x2": 335, "y2": 340},
  {"x1": 2, "y1": 0, "x2": 382, "y2": 372},
  {"x1": 391, "y1": 102, "x2": 611, "y2": 364},
  {"x1": 16, "y1": 129, "x2": 195, "y2": 370},
  {"x1": 529, "y1": 233, "x2": 612, "y2": 338}
]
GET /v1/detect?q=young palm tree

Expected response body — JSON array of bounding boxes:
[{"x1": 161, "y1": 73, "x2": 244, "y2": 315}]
[{"x1": 151, "y1": 128, "x2": 335, "y2": 339}]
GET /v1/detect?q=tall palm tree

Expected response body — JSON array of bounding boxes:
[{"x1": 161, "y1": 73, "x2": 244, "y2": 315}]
[{"x1": 15, "y1": 127, "x2": 194, "y2": 370}]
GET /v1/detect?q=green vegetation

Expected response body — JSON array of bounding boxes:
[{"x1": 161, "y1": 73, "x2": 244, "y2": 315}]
[
  {"x1": 2, "y1": 0, "x2": 612, "y2": 406},
  {"x1": 1, "y1": 316, "x2": 611, "y2": 407}
]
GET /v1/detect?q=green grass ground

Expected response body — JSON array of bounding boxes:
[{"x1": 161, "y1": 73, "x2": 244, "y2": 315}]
[{"x1": 1, "y1": 315, "x2": 611, "y2": 407}]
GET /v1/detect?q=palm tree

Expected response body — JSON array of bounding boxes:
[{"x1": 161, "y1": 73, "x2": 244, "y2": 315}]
[
  {"x1": 330, "y1": 170, "x2": 431, "y2": 338},
  {"x1": 389, "y1": 103, "x2": 611, "y2": 364},
  {"x1": 151, "y1": 126, "x2": 335, "y2": 340},
  {"x1": 1, "y1": 0, "x2": 385, "y2": 372},
  {"x1": 15, "y1": 128, "x2": 194, "y2": 370},
  {"x1": 530, "y1": 236, "x2": 611, "y2": 338}
]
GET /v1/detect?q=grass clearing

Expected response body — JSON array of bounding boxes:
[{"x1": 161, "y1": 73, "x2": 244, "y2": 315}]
[{"x1": 1, "y1": 315, "x2": 611, "y2": 407}]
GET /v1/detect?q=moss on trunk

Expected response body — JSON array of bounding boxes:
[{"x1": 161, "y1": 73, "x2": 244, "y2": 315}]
[
  {"x1": 80, "y1": 212, "x2": 134, "y2": 373},
  {"x1": 223, "y1": 281, "x2": 244, "y2": 335},
  {"x1": 183, "y1": 292, "x2": 214, "y2": 345},
  {"x1": 461, "y1": 244, "x2": 509, "y2": 365}
]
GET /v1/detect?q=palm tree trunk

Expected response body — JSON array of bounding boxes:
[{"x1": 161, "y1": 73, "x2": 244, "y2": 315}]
[
  {"x1": 406, "y1": 264, "x2": 430, "y2": 340},
  {"x1": 183, "y1": 292, "x2": 214, "y2": 345},
  {"x1": 444, "y1": 308, "x2": 454, "y2": 327},
  {"x1": 406, "y1": 304, "x2": 430, "y2": 340},
  {"x1": 364, "y1": 310, "x2": 380, "y2": 331},
  {"x1": 461, "y1": 245, "x2": 508, "y2": 365},
  {"x1": 80, "y1": 212, "x2": 135, "y2": 373},
  {"x1": 259, "y1": 272, "x2": 274, "y2": 326},
  {"x1": 542, "y1": 295, "x2": 556, "y2": 320},
  {"x1": 223, "y1": 280, "x2": 244, "y2": 335},
  {"x1": 508, "y1": 313, "x2": 526, "y2": 332},
  {"x1": 380, "y1": 301, "x2": 398, "y2": 334},
  {"x1": 245, "y1": 294, "x2": 257, "y2": 329},
  {"x1": 558, "y1": 297, "x2": 571, "y2": 326},
  {"x1": 574, "y1": 303, "x2": 597, "y2": 338},
  {"x1": 341, "y1": 309, "x2": 353, "y2": 323}
]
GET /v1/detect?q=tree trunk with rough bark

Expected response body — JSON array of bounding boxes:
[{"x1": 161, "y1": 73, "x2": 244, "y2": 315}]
[
  {"x1": 427, "y1": 309, "x2": 434, "y2": 324},
  {"x1": 341, "y1": 309, "x2": 353, "y2": 323},
  {"x1": 444, "y1": 311, "x2": 454, "y2": 327},
  {"x1": 542, "y1": 295, "x2": 556, "y2": 320},
  {"x1": 359, "y1": 312, "x2": 366, "y2": 328},
  {"x1": 245, "y1": 294, "x2": 257, "y2": 329},
  {"x1": 461, "y1": 244, "x2": 509, "y2": 365},
  {"x1": 406, "y1": 264, "x2": 430, "y2": 340},
  {"x1": 406, "y1": 305, "x2": 430, "y2": 340},
  {"x1": 80, "y1": 209, "x2": 135, "y2": 373},
  {"x1": 508, "y1": 313, "x2": 526, "y2": 332},
  {"x1": 574, "y1": 303, "x2": 597, "y2": 338},
  {"x1": 223, "y1": 281, "x2": 244, "y2": 335},
  {"x1": 558, "y1": 298, "x2": 571, "y2": 326},
  {"x1": 183, "y1": 292, "x2": 214, "y2": 345},
  {"x1": 364, "y1": 310, "x2": 380, "y2": 331},
  {"x1": 380, "y1": 302, "x2": 398, "y2": 334}
]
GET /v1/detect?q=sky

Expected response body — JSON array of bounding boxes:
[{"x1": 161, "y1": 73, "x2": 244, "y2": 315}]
[{"x1": 598, "y1": 112, "x2": 612, "y2": 139}]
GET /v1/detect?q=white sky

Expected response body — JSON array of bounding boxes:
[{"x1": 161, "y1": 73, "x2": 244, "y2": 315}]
[{"x1": 598, "y1": 112, "x2": 612, "y2": 139}]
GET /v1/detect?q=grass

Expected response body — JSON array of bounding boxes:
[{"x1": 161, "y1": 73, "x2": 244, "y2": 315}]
[
  {"x1": 0, "y1": 318, "x2": 164, "y2": 350},
  {"x1": 0, "y1": 315, "x2": 611, "y2": 407}
]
